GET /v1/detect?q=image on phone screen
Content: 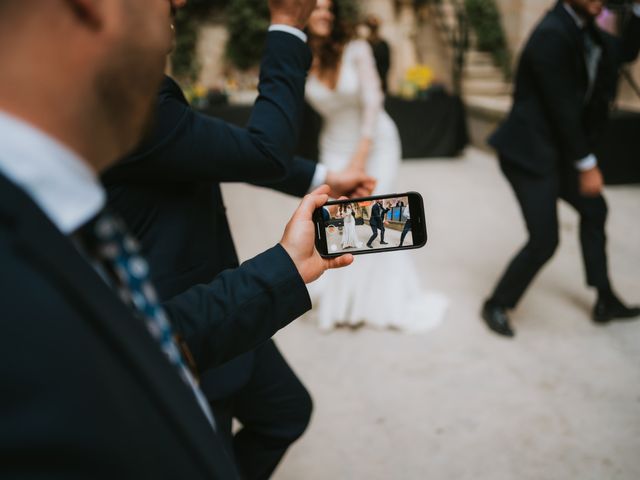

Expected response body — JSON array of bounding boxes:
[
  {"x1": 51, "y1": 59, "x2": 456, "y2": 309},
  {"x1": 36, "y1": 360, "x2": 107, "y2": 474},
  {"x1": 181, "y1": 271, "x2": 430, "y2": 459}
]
[{"x1": 315, "y1": 192, "x2": 427, "y2": 257}]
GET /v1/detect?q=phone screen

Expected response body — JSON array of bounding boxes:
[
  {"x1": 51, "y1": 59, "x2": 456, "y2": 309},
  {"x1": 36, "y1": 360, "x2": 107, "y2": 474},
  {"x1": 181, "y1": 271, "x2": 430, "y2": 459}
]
[{"x1": 319, "y1": 195, "x2": 416, "y2": 255}]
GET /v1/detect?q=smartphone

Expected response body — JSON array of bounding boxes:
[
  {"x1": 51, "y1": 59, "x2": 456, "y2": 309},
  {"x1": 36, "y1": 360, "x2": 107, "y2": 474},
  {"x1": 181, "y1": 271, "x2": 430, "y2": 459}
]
[{"x1": 313, "y1": 192, "x2": 428, "y2": 258}]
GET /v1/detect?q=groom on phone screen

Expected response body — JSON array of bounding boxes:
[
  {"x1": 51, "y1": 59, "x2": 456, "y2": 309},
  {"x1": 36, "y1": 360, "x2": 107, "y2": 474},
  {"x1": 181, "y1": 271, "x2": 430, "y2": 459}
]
[{"x1": 367, "y1": 200, "x2": 390, "y2": 248}]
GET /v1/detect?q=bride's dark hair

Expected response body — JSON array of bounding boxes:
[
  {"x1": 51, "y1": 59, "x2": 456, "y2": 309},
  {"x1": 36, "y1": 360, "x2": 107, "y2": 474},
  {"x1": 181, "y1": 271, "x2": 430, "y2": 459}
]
[{"x1": 310, "y1": 0, "x2": 355, "y2": 74}]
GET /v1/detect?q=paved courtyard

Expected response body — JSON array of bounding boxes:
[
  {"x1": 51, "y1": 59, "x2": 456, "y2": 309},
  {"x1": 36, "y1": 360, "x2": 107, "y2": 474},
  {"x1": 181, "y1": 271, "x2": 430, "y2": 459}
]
[
  {"x1": 221, "y1": 148, "x2": 640, "y2": 480},
  {"x1": 325, "y1": 223, "x2": 412, "y2": 253}
]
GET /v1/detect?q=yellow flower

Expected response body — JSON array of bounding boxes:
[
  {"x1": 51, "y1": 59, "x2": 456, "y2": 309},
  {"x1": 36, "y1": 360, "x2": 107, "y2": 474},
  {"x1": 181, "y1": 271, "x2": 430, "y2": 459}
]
[
  {"x1": 405, "y1": 65, "x2": 434, "y2": 91},
  {"x1": 194, "y1": 84, "x2": 207, "y2": 98}
]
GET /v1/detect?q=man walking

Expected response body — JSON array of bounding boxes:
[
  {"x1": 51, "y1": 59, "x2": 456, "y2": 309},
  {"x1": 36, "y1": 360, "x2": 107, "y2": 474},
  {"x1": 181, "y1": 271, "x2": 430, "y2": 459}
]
[
  {"x1": 367, "y1": 200, "x2": 390, "y2": 248},
  {"x1": 483, "y1": 0, "x2": 640, "y2": 337}
]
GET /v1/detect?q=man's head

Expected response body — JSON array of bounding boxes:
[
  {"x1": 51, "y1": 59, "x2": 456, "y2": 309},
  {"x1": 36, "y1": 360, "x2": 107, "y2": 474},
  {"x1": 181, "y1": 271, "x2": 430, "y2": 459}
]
[
  {"x1": 0, "y1": 0, "x2": 186, "y2": 172},
  {"x1": 565, "y1": 0, "x2": 604, "y2": 20}
]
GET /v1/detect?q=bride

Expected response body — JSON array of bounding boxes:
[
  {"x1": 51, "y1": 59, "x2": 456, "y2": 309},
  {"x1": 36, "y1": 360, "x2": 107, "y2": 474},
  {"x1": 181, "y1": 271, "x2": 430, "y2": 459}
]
[
  {"x1": 305, "y1": 0, "x2": 447, "y2": 332},
  {"x1": 341, "y1": 204, "x2": 360, "y2": 249}
]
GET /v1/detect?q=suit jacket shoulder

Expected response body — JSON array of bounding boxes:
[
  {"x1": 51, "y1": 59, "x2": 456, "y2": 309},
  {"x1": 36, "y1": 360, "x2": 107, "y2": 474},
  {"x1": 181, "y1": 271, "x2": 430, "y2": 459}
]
[
  {"x1": 0, "y1": 174, "x2": 233, "y2": 479},
  {"x1": 0, "y1": 174, "x2": 312, "y2": 477}
]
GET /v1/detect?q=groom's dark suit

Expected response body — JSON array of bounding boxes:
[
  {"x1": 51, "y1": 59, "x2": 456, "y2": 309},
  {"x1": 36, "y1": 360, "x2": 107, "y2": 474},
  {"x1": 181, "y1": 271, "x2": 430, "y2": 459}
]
[
  {"x1": 103, "y1": 31, "x2": 318, "y2": 479},
  {"x1": 487, "y1": 2, "x2": 640, "y2": 308},
  {"x1": 367, "y1": 202, "x2": 389, "y2": 246},
  {"x1": 0, "y1": 173, "x2": 311, "y2": 479}
]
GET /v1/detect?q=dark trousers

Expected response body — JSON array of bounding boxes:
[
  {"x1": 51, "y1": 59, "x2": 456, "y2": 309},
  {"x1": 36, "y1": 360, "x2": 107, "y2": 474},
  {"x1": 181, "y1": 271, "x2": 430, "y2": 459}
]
[
  {"x1": 367, "y1": 223, "x2": 385, "y2": 245},
  {"x1": 489, "y1": 158, "x2": 610, "y2": 308},
  {"x1": 210, "y1": 340, "x2": 313, "y2": 480},
  {"x1": 400, "y1": 219, "x2": 412, "y2": 246}
]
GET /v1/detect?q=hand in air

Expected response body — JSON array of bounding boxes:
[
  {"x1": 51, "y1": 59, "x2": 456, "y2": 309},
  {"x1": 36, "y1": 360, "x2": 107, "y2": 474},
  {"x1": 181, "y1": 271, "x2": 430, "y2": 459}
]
[
  {"x1": 280, "y1": 185, "x2": 354, "y2": 284},
  {"x1": 326, "y1": 169, "x2": 377, "y2": 199},
  {"x1": 269, "y1": 0, "x2": 318, "y2": 30}
]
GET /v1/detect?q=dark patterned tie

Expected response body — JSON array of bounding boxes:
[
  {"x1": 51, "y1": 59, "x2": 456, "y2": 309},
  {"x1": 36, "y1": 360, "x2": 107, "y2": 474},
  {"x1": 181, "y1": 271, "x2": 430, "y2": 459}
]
[{"x1": 83, "y1": 209, "x2": 215, "y2": 429}]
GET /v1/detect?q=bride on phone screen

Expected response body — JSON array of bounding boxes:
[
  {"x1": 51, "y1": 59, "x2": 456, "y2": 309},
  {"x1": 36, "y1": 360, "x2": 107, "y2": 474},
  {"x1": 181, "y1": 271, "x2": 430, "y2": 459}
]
[{"x1": 341, "y1": 204, "x2": 360, "y2": 249}]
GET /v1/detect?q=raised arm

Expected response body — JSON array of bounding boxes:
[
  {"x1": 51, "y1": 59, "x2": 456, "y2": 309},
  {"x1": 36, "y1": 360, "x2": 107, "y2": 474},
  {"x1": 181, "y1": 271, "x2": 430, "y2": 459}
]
[
  {"x1": 355, "y1": 40, "x2": 385, "y2": 139},
  {"x1": 347, "y1": 40, "x2": 385, "y2": 172},
  {"x1": 104, "y1": 30, "x2": 312, "y2": 184}
]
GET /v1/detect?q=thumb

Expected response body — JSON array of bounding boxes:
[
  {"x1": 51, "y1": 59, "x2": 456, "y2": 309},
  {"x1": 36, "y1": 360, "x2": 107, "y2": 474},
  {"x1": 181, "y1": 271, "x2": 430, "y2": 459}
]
[
  {"x1": 325, "y1": 254, "x2": 354, "y2": 271},
  {"x1": 292, "y1": 191, "x2": 330, "y2": 222}
]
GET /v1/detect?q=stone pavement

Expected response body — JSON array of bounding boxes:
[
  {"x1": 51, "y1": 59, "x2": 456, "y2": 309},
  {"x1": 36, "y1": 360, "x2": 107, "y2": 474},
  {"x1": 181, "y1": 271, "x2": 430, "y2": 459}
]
[
  {"x1": 325, "y1": 223, "x2": 411, "y2": 254},
  {"x1": 221, "y1": 148, "x2": 640, "y2": 480}
]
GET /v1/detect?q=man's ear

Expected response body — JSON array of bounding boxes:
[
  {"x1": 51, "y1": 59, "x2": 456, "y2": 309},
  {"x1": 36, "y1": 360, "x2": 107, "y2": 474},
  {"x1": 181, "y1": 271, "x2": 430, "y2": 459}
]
[{"x1": 65, "y1": 0, "x2": 103, "y2": 29}]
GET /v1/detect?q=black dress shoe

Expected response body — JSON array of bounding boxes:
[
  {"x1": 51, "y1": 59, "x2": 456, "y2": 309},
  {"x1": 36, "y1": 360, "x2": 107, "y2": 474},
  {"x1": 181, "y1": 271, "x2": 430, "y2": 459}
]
[
  {"x1": 367, "y1": 243, "x2": 373, "y2": 249},
  {"x1": 593, "y1": 297, "x2": 640, "y2": 324},
  {"x1": 481, "y1": 301, "x2": 515, "y2": 337},
  {"x1": 380, "y1": 241, "x2": 388, "y2": 245}
]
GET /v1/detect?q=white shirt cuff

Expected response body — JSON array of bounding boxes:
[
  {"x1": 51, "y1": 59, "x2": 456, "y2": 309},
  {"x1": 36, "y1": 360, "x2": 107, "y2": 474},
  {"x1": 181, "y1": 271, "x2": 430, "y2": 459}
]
[
  {"x1": 575, "y1": 153, "x2": 598, "y2": 172},
  {"x1": 268, "y1": 25, "x2": 308, "y2": 43},
  {"x1": 632, "y1": 4, "x2": 640, "y2": 18},
  {"x1": 308, "y1": 164, "x2": 328, "y2": 193}
]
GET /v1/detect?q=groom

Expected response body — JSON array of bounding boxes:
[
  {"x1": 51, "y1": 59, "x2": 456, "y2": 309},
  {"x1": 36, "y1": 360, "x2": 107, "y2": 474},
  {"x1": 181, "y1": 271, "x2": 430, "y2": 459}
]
[{"x1": 367, "y1": 200, "x2": 390, "y2": 248}]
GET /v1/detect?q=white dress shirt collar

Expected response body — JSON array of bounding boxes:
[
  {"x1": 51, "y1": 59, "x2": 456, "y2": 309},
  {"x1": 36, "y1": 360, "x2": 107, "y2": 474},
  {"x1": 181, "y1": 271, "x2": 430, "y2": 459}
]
[{"x1": 0, "y1": 110, "x2": 105, "y2": 234}]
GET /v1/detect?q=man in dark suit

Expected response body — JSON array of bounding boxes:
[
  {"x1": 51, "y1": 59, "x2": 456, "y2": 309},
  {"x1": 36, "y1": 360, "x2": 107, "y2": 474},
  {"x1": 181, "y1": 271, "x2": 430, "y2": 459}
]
[
  {"x1": 399, "y1": 206, "x2": 412, "y2": 247},
  {"x1": 367, "y1": 200, "x2": 390, "y2": 248},
  {"x1": 483, "y1": 0, "x2": 640, "y2": 337},
  {"x1": 103, "y1": 6, "x2": 374, "y2": 477},
  {"x1": 0, "y1": 1, "x2": 353, "y2": 478}
]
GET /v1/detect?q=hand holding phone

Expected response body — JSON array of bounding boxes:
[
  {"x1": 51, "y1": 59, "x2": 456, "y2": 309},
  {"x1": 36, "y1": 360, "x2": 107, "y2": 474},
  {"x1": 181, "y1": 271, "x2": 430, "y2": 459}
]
[
  {"x1": 313, "y1": 192, "x2": 428, "y2": 258},
  {"x1": 280, "y1": 186, "x2": 354, "y2": 282}
]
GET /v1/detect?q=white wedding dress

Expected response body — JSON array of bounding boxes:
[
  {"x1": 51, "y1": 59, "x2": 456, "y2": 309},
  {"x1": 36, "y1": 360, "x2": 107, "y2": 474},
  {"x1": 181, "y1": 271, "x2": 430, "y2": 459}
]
[
  {"x1": 341, "y1": 211, "x2": 361, "y2": 249},
  {"x1": 306, "y1": 40, "x2": 448, "y2": 333}
]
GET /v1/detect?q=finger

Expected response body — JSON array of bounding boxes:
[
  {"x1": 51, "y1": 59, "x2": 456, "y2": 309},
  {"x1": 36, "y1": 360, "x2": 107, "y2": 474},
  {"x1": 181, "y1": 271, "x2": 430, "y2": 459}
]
[
  {"x1": 353, "y1": 187, "x2": 369, "y2": 198},
  {"x1": 309, "y1": 184, "x2": 331, "y2": 196},
  {"x1": 338, "y1": 196, "x2": 349, "y2": 201},
  {"x1": 325, "y1": 254, "x2": 354, "y2": 270},
  {"x1": 292, "y1": 191, "x2": 330, "y2": 221}
]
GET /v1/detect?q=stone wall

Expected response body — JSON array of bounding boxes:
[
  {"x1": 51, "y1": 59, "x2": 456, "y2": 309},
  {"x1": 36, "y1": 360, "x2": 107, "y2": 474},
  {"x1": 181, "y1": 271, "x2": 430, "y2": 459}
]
[
  {"x1": 494, "y1": 0, "x2": 548, "y2": 63},
  {"x1": 195, "y1": 20, "x2": 229, "y2": 89}
]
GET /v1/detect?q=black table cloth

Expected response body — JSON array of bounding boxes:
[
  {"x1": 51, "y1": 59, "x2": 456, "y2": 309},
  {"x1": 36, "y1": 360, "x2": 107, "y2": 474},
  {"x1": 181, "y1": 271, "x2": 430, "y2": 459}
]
[{"x1": 199, "y1": 91, "x2": 469, "y2": 161}]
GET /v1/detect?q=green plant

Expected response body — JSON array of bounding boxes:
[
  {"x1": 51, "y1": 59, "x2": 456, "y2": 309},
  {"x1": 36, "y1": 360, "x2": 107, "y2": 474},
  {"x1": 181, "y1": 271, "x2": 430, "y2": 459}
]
[
  {"x1": 225, "y1": 0, "x2": 270, "y2": 70},
  {"x1": 464, "y1": 0, "x2": 511, "y2": 77}
]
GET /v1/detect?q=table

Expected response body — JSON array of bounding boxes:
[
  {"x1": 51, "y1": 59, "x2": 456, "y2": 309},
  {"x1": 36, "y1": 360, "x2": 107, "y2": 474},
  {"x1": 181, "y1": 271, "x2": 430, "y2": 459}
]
[
  {"x1": 596, "y1": 109, "x2": 640, "y2": 185},
  {"x1": 199, "y1": 90, "x2": 469, "y2": 161}
]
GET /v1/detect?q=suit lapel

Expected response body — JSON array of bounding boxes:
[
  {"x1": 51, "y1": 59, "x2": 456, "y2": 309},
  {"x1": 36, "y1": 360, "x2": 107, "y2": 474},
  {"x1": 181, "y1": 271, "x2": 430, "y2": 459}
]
[
  {"x1": 552, "y1": 2, "x2": 590, "y2": 81},
  {"x1": 0, "y1": 175, "x2": 235, "y2": 477}
]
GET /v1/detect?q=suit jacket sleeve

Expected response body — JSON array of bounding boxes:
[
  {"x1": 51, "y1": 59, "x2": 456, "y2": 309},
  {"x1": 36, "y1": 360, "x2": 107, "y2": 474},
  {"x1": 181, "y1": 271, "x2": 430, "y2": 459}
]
[
  {"x1": 104, "y1": 31, "x2": 312, "y2": 184},
  {"x1": 252, "y1": 155, "x2": 317, "y2": 197},
  {"x1": 163, "y1": 244, "x2": 311, "y2": 371},
  {"x1": 525, "y1": 27, "x2": 593, "y2": 163}
]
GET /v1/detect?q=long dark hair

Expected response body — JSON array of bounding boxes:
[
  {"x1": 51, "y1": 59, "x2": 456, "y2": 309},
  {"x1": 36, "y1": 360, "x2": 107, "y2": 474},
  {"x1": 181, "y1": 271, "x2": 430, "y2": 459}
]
[{"x1": 310, "y1": 0, "x2": 355, "y2": 74}]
